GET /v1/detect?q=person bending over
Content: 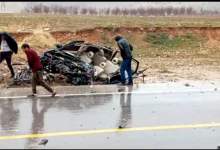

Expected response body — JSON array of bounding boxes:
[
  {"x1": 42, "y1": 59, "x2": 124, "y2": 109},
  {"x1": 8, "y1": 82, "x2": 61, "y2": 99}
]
[{"x1": 114, "y1": 35, "x2": 133, "y2": 85}]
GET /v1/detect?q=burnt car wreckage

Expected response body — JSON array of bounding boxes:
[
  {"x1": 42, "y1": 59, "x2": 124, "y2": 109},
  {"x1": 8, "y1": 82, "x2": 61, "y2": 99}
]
[{"x1": 14, "y1": 41, "x2": 146, "y2": 86}]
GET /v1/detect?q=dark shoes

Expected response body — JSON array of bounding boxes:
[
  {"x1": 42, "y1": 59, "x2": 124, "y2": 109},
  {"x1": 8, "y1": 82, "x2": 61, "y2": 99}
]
[
  {"x1": 27, "y1": 91, "x2": 57, "y2": 98},
  {"x1": 119, "y1": 83, "x2": 126, "y2": 86},
  {"x1": 51, "y1": 91, "x2": 57, "y2": 97},
  {"x1": 27, "y1": 93, "x2": 37, "y2": 97},
  {"x1": 127, "y1": 82, "x2": 133, "y2": 86},
  {"x1": 119, "y1": 82, "x2": 133, "y2": 86}
]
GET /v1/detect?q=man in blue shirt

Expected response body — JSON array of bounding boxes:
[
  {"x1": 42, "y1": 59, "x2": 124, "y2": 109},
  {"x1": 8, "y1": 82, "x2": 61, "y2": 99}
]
[{"x1": 115, "y1": 35, "x2": 133, "y2": 85}]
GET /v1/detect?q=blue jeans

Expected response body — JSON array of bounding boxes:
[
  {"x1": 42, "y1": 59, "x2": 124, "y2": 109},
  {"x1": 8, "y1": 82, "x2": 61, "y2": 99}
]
[{"x1": 120, "y1": 58, "x2": 133, "y2": 84}]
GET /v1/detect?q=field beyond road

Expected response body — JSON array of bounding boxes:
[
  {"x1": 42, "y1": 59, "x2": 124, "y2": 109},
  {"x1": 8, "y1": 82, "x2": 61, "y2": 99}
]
[
  {"x1": 1, "y1": 14, "x2": 220, "y2": 86},
  {"x1": 1, "y1": 14, "x2": 220, "y2": 32}
]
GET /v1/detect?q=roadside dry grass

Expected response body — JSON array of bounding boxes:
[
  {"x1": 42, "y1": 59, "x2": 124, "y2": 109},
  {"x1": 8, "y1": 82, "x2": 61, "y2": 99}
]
[{"x1": 1, "y1": 14, "x2": 220, "y2": 32}]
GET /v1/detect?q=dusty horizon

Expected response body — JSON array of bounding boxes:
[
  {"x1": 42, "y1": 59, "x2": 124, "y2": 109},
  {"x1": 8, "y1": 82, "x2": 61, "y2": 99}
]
[{"x1": 0, "y1": 2, "x2": 220, "y2": 13}]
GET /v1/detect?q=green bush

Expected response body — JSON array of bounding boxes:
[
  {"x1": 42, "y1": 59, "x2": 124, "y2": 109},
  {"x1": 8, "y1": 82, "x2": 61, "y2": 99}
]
[{"x1": 144, "y1": 32, "x2": 201, "y2": 49}]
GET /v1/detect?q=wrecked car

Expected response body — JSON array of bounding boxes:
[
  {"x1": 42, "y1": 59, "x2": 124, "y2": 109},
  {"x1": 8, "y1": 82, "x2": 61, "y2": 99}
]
[
  {"x1": 14, "y1": 40, "x2": 142, "y2": 86},
  {"x1": 41, "y1": 48, "x2": 94, "y2": 85},
  {"x1": 54, "y1": 40, "x2": 140, "y2": 84}
]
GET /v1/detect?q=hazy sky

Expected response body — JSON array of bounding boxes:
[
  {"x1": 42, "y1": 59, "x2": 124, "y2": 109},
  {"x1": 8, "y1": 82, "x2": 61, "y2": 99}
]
[{"x1": 1, "y1": 2, "x2": 220, "y2": 13}]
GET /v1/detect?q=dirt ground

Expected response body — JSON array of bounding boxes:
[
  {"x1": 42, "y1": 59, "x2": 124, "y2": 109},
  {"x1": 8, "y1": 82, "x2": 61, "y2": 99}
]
[{"x1": 1, "y1": 56, "x2": 220, "y2": 89}]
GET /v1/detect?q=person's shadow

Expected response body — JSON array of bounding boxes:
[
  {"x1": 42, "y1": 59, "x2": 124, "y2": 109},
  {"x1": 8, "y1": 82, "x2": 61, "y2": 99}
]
[
  {"x1": 25, "y1": 98, "x2": 56, "y2": 149},
  {"x1": 118, "y1": 86, "x2": 133, "y2": 128},
  {"x1": 0, "y1": 99, "x2": 20, "y2": 132}
]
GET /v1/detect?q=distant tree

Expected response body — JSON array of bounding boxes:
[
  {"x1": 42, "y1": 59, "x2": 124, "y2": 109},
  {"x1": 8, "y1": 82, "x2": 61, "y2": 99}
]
[
  {"x1": 179, "y1": 7, "x2": 185, "y2": 15},
  {"x1": 121, "y1": 9, "x2": 129, "y2": 16},
  {"x1": 200, "y1": 8, "x2": 204, "y2": 15},
  {"x1": 105, "y1": 8, "x2": 111, "y2": 16},
  {"x1": 42, "y1": 5, "x2": 50, "y2": 14},
  {"x1": 172, "y1": 8, "x2": 178, "y2": 15},
  {"x1": 214, "y1": 10, "x2": 219, "y2": 15},
  {"x1": 111, "y1": 7, "x2": 121, "y2": 16},
  {"x1": 32, "y1": 3, "x2": 43, "y2": 13},
  {"x1": 58, "y1": 6, "x2": 67, "y2": 14},
  {"x1": 166, "y1": 6, "x2": 173, "y2": 16},
  {"x1": 186, "y1": 7, "x2": 193, "y2": 15},
  {"x1": 21, "y1": 3, "x2": 203, "y2": 17},
  {"x1": 137, "y1": 7, "x2": 146, "y2": 16},
  {"x1": 88, "y1": 7, "x2": 98, "y2": 15},
  {"x1": 98, "y1": 8, "x2": 104, "y2": 16},
  {"x1": 129, "y1": 9, "x2": 138, "y2": 16},
  {"x1": 80, "y1": 8, "x2": 88, "y2": 15},
  {"x1": 71, "y1": 6, "x2": 79, "y2": 15},
  {"x1": 51, "y1": 4, "x2": 59, "y2": 14},
  {"x1": 158, "y1": 7, "x2": 165, "y2": 16}
]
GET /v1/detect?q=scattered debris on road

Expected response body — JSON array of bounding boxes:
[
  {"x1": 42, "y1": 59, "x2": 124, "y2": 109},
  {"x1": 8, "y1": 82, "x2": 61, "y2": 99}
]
[
  {"x1": 39, "y1": 139, "x2": 48, "y2": 146},
  {"x1": 184, "y1": 83, "x2": 191, "y2": 87}
]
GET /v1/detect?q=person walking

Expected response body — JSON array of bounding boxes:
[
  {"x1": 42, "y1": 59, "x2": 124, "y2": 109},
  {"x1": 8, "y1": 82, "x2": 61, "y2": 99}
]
[
  {"x1": 21, "y1": 43, "x2": 56, "y2": 97},
  {"x1": 114, "y1": 35, "x2": 133, "y2": 85},
  {"x1": 0, "y1": 32, "x2": 18, "y2": 78}
]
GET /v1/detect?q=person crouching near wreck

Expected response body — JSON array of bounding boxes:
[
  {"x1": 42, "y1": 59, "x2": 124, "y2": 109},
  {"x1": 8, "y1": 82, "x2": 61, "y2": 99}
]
[
  {"x1": 114, "y1": 35, "x2": 133, "y2": 85},
  {"x1": 21, "y1": 43, "x2": 56, "y2": 97}
]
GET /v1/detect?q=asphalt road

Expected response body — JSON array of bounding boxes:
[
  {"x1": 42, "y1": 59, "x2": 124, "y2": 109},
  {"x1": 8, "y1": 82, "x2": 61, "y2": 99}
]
[{"x1": 0, "y1": 81, "x2": 220, "y2": 149}]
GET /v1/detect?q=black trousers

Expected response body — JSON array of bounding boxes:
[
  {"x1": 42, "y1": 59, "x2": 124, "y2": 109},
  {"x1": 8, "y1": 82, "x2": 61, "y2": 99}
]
[
  {"x1": 32, "y1": 70, "x2": 54, "y2": 94},
  {"x1": 0, "y1": 51, "x2": 15, "y2": 77}
]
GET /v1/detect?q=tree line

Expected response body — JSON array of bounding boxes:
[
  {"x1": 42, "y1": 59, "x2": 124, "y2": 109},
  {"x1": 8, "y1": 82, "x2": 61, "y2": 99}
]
[{"x1": 21, "y1": 3, "x2": 220, "y2": 16}]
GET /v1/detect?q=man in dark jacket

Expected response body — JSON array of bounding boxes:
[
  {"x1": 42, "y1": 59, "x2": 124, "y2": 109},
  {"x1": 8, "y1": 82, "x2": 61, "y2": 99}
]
[
  {"x1": 115, "y1": 35, "x2": 133, "y2": 85},
  {"x1": 21, "y1": 43, "x2": 56, "y2": 97},
  {"x1": 0, "y1": 32, "x2": 18, "y2": 78}
]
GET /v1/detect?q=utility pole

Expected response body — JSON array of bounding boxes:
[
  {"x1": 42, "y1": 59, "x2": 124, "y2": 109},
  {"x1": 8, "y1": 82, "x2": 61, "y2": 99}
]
[{"x1": 1, "y1": 2, "x2": 6, "y2": 12}]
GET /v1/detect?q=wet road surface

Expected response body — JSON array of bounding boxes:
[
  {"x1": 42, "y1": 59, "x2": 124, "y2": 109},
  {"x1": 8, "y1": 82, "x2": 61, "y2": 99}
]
[{"x1": 0, "y1": 81, "x2": 220, "y2": 149}]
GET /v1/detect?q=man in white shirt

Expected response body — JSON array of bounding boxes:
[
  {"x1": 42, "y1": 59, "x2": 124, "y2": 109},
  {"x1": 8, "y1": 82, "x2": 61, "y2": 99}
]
[{"x1": 0, "y1": 34, "x2": 15, "y2": 78}]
